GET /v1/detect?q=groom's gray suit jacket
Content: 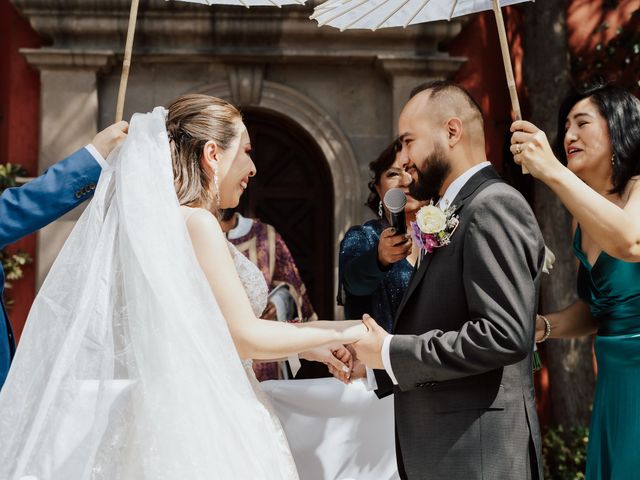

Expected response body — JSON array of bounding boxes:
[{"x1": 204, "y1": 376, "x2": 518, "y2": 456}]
[{"x1": 375, "y1": 166, "x2": 545, "y2": 480}]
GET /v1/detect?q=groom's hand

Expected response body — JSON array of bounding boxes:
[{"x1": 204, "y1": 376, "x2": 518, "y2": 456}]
[{"x1": 352, "y1": 315, "x2": 388, "y2": 370}]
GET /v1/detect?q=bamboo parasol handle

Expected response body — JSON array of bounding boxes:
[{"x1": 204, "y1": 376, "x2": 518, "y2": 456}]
[
  {"x1": 491, "y1": 0, "x2": 528, "y2": 173},
  {"x1": 115, "y1": 0, "x2": 140, "y2": 123}
]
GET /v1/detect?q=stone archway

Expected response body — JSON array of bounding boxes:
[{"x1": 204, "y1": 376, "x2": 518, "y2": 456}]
[{"x1": 195, "y1": 78, "x2": 361, "y2": 317}]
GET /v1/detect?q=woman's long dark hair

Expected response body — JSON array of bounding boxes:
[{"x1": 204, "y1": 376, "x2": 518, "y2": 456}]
[
  {"x1": 365, "y1": 140, "x2": 401, "y2": 214},
  {"x1": 555, "y1": 83, "x2": 640, "y2": 195}
]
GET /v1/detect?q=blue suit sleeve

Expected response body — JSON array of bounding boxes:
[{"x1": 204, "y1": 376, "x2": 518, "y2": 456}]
[{"x1": 0, "y1": 147, "x2": 101, "y2": 249}]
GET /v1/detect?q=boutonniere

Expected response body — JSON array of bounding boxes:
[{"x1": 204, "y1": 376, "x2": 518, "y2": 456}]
[{"x1": 410, "y1": 202, "x2": 460, "y2": 254}]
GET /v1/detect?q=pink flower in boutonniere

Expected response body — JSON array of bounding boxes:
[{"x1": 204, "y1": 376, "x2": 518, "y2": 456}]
[{"x1": 410, "y1": 202, "x2": 460, "y2": 254}]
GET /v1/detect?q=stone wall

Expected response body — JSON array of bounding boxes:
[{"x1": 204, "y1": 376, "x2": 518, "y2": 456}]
[{"x1": 12, "y1": 0, "x2": 465, "y2": 315}]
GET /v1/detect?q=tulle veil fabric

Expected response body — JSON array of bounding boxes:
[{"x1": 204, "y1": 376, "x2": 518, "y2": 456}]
[{"x1": 0, "y1": 107, "x2": 288, "y2": 479}]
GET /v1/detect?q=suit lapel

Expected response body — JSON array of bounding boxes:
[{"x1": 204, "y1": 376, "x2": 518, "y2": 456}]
[
  {"x1": 393, "y1": 253, "x2": 434, "y2": 331},
  {"x1": 392, "y1": 166, "x2": 503, "y2": 333},
  {"x1": 449, "y1": 165, "x2": 502, "y2": 208}
]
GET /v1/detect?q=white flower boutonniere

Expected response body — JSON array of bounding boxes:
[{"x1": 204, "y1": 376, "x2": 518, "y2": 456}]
[
  {"x1": 542, "y1": 245, "x2": 556, "y2": 274},
  {"x1": 411, "y1": 202, "x2": 460, "y2": 254}
]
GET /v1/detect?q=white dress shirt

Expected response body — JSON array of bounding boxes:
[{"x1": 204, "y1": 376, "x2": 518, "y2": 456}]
[
  {"x1": 368, "y1": 161, "x2": 492, "y2": 388},
  {"x1": 84, "y1": 144, "x2": 108, "y2": 169}
]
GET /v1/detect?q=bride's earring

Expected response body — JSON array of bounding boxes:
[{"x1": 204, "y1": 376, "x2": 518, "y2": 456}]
[
  {"x1": 611, "y1": 153, "x2": 616, "y2": 167},
  {"x1": 378, "y1": 201, "x2": 383, "y2": 218},
  {"x1": 213, "y1": 162, "x2": 221, "y2": 207}
]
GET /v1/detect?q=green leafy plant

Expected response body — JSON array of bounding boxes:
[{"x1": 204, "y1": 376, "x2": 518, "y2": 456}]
[
  {"x1": 543, "y1": 424, "x2": 589, "y2": 480},
  {"x1": 0, "y1": 163, "x2": 28, "y2": 189},
  {"x1": 0, "y1": 163, "x2": 33, "y2": 307}
]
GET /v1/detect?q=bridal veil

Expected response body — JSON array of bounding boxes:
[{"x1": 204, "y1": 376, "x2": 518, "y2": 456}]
[{"x1": 0, "y1": 108, "x2": 287, "y2": 479}]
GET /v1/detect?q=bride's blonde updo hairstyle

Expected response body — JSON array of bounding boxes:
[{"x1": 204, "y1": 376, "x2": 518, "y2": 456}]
[{"x1": 166, "y1": 94, "x2": 242, "y2": 212}]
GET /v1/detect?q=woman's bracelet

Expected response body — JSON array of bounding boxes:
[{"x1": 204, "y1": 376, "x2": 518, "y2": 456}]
[{"x1": 536, "y1": 314, "x2": 552, "y2": 343}]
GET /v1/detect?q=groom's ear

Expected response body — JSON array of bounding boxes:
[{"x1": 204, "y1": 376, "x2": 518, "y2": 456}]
[{"x1": 445, "y1": 118, "x2": 463, "y2": 147}]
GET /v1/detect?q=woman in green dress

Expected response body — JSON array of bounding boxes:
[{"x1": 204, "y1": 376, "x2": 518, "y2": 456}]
[{"x1": 509, "y1": 84, "x2": 640, "y2": 479}]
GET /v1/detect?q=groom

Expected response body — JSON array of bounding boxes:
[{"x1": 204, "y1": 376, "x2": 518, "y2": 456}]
[{"x1": 353, "y1": 82, "x2": 545, "y2": 479}]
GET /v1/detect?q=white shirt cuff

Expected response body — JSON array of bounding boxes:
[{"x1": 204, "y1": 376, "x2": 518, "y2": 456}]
[
  {"x1": 85, "y1": 144, "x2": 108, "y2": 169},
  {"x1": 382, "y1": 334, "x2": 398, "y2": 385},
  {"x1": 365, "y1": 367, "x2": 378, "y2": 391},
  {"x1": 288, "y1": 354, "x2": 301, "y2": 377}
]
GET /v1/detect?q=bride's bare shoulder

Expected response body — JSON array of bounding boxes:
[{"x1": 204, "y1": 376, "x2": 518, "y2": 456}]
[{"x1": 181, "y1": 207, "x2": 224, "y2": 239}]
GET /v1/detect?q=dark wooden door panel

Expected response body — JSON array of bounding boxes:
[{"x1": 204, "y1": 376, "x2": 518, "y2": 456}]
[{"x1": 239, "y1": 108, "x2": 334, "y2": 320}]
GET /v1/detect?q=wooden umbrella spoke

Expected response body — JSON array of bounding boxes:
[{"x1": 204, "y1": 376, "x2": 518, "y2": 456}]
[
  {"x1": 316, "y1": 0, "x2": 368, "y2": 26},
  {"x1": 447, "y1": 0, "x2": 459, "y2": 21},
  {"x1": 403, "y1": 0, "x2": 434, "y2": 28},
  {"x1": 342, "y1": 0, "x2": 394, "y2": 31},
  {"x1": 373, "y1": 0, "x2": 413, "y2": 31}
]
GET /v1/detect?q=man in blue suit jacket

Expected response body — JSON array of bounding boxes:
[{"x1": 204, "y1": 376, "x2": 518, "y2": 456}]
[{"x1": 0, "y1": 121, "x2": 128, "y2": 389}]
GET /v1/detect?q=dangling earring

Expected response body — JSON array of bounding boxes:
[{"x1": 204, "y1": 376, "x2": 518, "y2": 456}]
[
  {"x1": 378, "y1": 200, "x2": 383, "y2": 218},
  {"x1": 213, "y1": 162, "x2": 221, "y2": 207},
  {"x1": 611, "y1": 153, "x2": 616, "y2": 167}
]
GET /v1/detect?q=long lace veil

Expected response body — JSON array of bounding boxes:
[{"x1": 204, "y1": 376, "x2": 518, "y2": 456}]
[{"x1": 0, "y1": 108, "x2": 285, "y2": 479}]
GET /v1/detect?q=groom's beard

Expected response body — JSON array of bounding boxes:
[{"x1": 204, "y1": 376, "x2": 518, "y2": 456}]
[{"x1": 409, "y1": 145, "x2": 451, "y2": 202}]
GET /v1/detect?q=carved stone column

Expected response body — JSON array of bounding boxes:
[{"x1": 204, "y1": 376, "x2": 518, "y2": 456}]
[
  {"x1": 20, "y1": 48, "x2": 116, "y2": 287},
  {"x1": 227, "y1": 63, "x2": 265, "y2": 107}
]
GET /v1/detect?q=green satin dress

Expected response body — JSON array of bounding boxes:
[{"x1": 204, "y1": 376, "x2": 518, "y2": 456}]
[{"x1": 574, "y1": 227, "x2": 640, "y2": 479}]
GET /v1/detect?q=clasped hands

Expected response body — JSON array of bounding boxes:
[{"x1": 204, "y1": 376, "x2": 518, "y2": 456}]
[{"x1": 304, "y1": 314, "x2": 389, "y2": 384}]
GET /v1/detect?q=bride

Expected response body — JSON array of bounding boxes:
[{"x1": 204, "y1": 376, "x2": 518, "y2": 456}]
[{"x1": 0, "y1": 94, "x2": 366, "y2": 479}]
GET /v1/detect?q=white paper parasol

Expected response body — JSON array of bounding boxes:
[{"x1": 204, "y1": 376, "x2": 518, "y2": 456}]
[
  {"x1": 115, "y1": 0, "x2": 307, "y2": 122},
  {"x1": 312, "y1": 0, "x2": 533, "y2": 123}
]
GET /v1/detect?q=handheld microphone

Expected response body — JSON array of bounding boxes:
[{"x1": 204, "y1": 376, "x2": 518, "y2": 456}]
[{"x1": 383, "y1": 188, "x2": 407, "y2": 235}]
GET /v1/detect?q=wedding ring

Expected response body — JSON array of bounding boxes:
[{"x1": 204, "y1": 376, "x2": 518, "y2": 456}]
[{"x1": 516, "y1": 144, "x2": 522, "y2": 154}]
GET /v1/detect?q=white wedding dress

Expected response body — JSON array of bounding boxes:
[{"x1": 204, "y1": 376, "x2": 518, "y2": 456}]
[
  {"x1": 0, "y1": 107, "x2": 298, "y2": 479},
  {"x1": 182, "y1": 206, "x2": 299, "y2": 480}
]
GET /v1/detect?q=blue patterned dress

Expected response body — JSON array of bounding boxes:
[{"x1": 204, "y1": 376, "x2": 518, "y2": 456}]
[
  {"x1": 338, "y1": 219, "x2": 413, "y2": 332},
  {"x1": 574, "y1": 227, "x2": 640, "y2": 479}
]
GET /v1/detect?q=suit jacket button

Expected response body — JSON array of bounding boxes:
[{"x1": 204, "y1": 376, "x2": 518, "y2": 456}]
[
  {"x1": 89, "y1": 183, "x2": 96, "y2": 190},
  {"x1": 75, "y1": 191, "x2": 83, "y2": 199}
]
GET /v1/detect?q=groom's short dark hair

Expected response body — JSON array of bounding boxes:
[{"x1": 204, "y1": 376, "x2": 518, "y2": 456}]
[
  {"x1": 410, "y1": 81, "x2": 483, "y2": 115},
  {"x1": 410, "y1": 80, "x2": 484, "y2": 127}
]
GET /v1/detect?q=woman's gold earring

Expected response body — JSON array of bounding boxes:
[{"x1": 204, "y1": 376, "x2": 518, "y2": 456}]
[
  {"x1": 611, "y1": 153, "x2": 616, "y2": 167},
  {"x1": 378, "y1": 201, "x2": 383, "y2": 218}
]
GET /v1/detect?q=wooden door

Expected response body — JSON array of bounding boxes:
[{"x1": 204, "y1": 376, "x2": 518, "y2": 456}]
[{"x1": 238, "y1": 108, "x2": 334, "y2": 320}]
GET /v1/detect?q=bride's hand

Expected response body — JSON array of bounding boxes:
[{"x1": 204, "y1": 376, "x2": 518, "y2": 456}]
[
  {"x1": 294, "y1": 319, "x2": 367, "y2": 347},
  {"x1": 300, "y1": 345, "x2": 353, "y2": 383},
  {"x1": 333, "y1": 320, "x2": 368, "y2": 344}
]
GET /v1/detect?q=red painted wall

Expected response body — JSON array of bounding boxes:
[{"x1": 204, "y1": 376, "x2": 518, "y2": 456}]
[
  {"x1": 568, "y1": 0, "x2": 639, "y2": 94},
  {"x1": 0, "y1": 0, "x2": 42, "y2": 341}
]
